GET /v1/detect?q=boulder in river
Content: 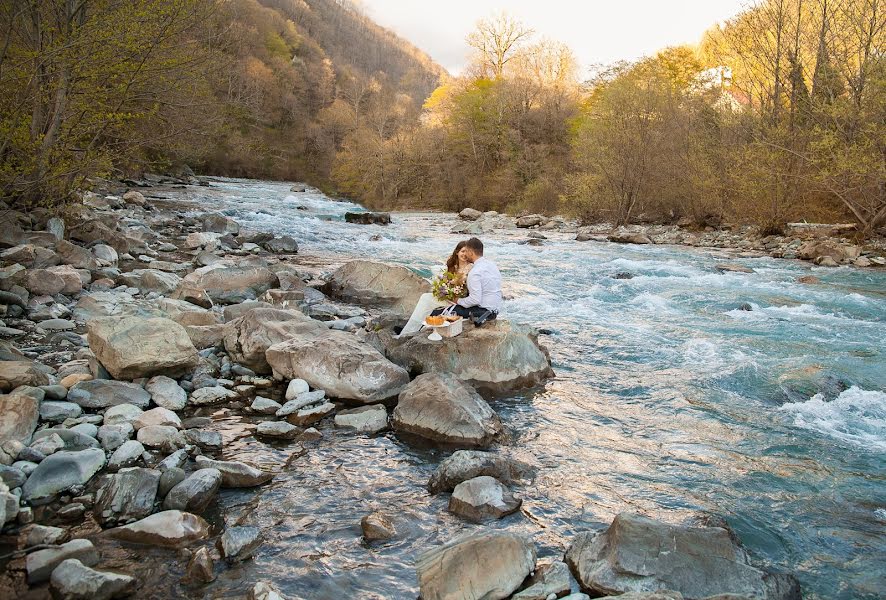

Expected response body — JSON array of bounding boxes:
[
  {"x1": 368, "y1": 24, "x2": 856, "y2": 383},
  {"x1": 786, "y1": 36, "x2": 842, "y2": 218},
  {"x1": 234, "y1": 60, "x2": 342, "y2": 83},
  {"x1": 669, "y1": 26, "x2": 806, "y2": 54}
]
[
  {"x1": 345, "y1": 211, "x2": 392, "y2": 225},
  {"x1": 334, "y1": 404, "x2": 388, "y2": 433},
  {"x1": 392, "y1": 373, "x2": 502, "y2": 447},
  {"x1": 385, "y1": 320, "x2": 553, "y2": 395},
  {"x1": 195, "y1": 455, "x2": 273, "y2": 487},
  {"x1": 459, "y1": 208, "x2": 483, "y2": 221},
  {"x1": 608, "y1": 231, "x2": 653, "y2": 245},
  {"x1": 162, "y1": 468, "x2": 222, "y2": 513},
  {"x1": 361, "y1": 512, "x2": 395, "y2": 541},
  {"x1": 565, "y1": 512, "x2": 801, "y2": 599},
  {"x1": 448, "y1": 476, "x2": 522, "y2": 522},
  {"x1": 87, "y1": 316, "x2": 198, "y2": 380},
  {"x1": 106, "y1": 510, "x2": 210, "y2": 547},
  {"x1": 512, "y1": 560, "x2": 572, "y2": 600},
  {"x1": 93, "y1": 467, "x2": 160, "y2": 526},
  {"x1": 417, "y1": 531, "x2": 537, "y2": 600},
  {"x1": 266, "y1": 330, "x2": 409, "y2": 403},
  {"x1": 321, "y1": 260, "x2": 430, "y2": 319},
  {"x1": 223, "y1": 307, "x2": 326, "y2": 373},
  {"x1": 428, "y1": 450, "x2": 536, "y2": 494},
  {"x1": 217, "y1": 526, "x2": 263, "y2": 562}
]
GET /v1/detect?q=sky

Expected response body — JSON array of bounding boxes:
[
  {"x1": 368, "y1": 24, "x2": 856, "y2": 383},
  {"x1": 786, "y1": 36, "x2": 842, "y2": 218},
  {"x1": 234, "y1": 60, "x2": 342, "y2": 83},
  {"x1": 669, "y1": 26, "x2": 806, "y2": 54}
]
[{"x1": 358, "y1": 0, "x2": 749, "y2": 75}]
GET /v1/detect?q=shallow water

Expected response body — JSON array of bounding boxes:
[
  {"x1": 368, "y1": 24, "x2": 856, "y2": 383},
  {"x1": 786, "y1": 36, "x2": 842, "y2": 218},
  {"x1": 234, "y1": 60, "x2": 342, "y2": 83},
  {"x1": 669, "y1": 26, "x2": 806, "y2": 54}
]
[{"x1": 161, "y1": 178, "x2": 884, "y2": 599}]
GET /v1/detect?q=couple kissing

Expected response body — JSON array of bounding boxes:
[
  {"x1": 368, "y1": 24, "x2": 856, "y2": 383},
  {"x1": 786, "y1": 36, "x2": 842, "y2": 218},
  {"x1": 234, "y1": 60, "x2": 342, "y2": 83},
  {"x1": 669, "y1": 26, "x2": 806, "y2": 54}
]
[{"x1": 398, "y1": 237, "x2": 502, "y2": 337}]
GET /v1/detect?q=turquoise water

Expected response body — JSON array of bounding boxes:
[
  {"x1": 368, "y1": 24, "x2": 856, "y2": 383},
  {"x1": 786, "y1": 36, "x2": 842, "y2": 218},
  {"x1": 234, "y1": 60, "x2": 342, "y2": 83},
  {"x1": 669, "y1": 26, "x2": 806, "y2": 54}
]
[{"x1": 174, "y1": 178, "x2": 885, "y2": 599}]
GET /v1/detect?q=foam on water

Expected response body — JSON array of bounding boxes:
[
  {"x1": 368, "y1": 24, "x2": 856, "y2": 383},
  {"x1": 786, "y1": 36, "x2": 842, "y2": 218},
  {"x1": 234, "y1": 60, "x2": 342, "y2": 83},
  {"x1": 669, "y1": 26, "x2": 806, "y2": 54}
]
[{"x1": 781, "y1": 387, "x2": 886, "y2": 452}]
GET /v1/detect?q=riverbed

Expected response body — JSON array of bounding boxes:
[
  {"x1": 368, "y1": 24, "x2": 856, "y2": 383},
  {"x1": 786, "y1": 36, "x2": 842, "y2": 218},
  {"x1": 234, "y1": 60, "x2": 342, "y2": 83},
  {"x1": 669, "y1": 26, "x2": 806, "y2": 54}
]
[{"x1": 146, "y1": 177, "x2": 885, "y2": 599}]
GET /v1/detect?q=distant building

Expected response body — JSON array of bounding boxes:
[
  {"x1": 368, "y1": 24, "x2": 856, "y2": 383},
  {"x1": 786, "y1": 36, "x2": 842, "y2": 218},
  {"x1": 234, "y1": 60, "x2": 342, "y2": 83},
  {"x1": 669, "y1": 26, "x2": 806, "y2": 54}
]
[{"x1": 695, "y1": 65, "x2": 752, "y2": 112}]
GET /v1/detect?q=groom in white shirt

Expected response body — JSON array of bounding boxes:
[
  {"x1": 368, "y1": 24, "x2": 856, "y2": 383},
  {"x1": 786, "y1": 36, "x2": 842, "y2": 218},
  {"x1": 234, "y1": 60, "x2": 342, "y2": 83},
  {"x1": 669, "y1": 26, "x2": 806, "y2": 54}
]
[{"x1": 434, "y1": 237, "x2": 502, "y2": 324}]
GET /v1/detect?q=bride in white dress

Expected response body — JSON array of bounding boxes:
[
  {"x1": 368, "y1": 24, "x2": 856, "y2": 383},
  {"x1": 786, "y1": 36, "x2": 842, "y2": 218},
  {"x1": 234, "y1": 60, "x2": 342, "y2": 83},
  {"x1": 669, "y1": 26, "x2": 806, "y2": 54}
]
[{"x1": 398, "y1": 241, "x2": 472, "y2": 337}]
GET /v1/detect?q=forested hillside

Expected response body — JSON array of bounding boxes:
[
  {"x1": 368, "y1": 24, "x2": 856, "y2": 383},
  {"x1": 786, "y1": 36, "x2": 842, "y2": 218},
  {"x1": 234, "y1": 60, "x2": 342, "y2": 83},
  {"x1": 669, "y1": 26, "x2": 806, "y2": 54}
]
[
  {"x1": 0, "y1": 0, "x2": 444, "y2": 202},
  {"x1": 1, "y1": 0, "x2": 883, "y2": 233}
]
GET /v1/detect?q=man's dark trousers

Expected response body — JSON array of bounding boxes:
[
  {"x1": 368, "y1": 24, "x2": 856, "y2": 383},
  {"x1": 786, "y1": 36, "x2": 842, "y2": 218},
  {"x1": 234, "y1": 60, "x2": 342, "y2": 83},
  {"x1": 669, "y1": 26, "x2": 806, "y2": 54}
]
[{"x1": 431, "y1": 305, "x2": 497, "y2": 322}]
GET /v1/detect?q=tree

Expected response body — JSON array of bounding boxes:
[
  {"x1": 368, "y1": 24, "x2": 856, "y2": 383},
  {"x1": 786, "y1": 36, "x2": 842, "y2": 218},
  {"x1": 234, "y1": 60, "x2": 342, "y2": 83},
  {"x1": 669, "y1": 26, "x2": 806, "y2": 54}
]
[{"x1": 466, "y1": 12, "x2": 534, "y2": 79}]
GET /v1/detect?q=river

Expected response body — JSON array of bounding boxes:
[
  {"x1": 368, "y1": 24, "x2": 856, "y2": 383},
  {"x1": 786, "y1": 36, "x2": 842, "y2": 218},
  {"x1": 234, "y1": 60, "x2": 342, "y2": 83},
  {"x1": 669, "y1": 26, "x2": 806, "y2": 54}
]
[{"x1": 146, "y1": 177, "x2": 885, "y2": 599}]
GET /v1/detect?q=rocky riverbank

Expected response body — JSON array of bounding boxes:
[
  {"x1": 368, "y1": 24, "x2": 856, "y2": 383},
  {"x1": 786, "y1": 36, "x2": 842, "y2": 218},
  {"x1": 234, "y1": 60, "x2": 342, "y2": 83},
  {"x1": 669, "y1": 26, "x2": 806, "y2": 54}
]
[
  {"x1": 0, "y1": 178, "x2": 805, "y2": 599},
  {"x1": 454, "y1": 208, "x2": 886, "y2": 269}
]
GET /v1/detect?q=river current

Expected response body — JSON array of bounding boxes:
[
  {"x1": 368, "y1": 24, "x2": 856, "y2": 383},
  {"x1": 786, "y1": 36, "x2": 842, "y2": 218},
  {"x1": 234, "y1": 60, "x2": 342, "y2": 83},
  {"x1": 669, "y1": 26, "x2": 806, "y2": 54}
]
[{"x1": 152, "y1": 178, "x2": 884, "y2": 599}]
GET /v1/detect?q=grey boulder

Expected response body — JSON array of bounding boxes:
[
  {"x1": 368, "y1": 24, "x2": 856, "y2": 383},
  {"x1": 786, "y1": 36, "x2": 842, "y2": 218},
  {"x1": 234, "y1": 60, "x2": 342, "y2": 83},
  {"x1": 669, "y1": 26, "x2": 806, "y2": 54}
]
[
  {"x1": 417, "y1": 532, "x2": 537, "y2": 600},
  {"x1": 392, "y1": 373, "x2": 502, "y2": 447},
  {"x1": 68, "y1": 380, "x2": 151, "y2": 409},
  {"x1": 26, "y1": 538, "x2": 100, "y2": 584},
  {"x1": 162, "y1": 468, "x2": 222, "y2": 513},
  {"x1": 22, "y1": 448, "x2": 106, "y2": 504},
  {"x1": 93, "y1": 467, "x2": 160, "y2": 526},
  {"x1": 105, "y1": 509, "x2": 210, "y2": 547},
  {"x1": 50, "y1": 558, "x2": 136, "y2": 600},
  {"x1": 565, "y1": 513, "x2": 801, "y2": 600},
  {"x1": 194, "y1": 455, "x2": 273, "y2": 487},
  {"x1": 448, "y1": 476, "x2": 522, "y2": 522},
  {"x1": 217, "y1": 526, "x2": 263, "y2": 562},
  {"x1": 428, "y1": 450, "x2": 536, "y2": 494}
]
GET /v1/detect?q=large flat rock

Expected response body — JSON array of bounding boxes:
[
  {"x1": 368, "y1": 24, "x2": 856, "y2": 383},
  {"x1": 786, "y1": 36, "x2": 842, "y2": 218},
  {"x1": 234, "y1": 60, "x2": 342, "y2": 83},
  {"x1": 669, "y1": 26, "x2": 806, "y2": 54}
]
[
  {"x1": 392, "y1": 373, "x2": 502, "y2": 447},
  {"x1": 321, "y1": 260, "x2": 430, "y2": 319},
  {"x1": 223, "y1": 307, "x2": 326, "y2": 373},
  {"x1": 417, "y1": 531, "x2": 536, "y2": 600},
  {"x1": 385, "y1": 320, "x2": 553, "y2": 394},
  {"x1": 565, "y1": 513, "x2": 801, "y2": 600},
  {"x1": 105, "y1": 510, "x2": 210, "y2": 547},
  {"x1": 267, "y1": 330, "x2": 409, "y2": 403},
  {"x1": 22, "y1": 448, "x2": 106, "y2": 504},
  {"x1": 87, "y1": 316, "x2": 198, "y2": 380}
]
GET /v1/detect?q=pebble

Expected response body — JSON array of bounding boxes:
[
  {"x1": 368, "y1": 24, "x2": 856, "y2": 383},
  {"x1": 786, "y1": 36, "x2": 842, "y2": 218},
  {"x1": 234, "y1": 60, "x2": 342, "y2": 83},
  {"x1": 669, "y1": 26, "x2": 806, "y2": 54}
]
[{"x1": 38, "y1": 318, "x2": 76, "y2": 331}]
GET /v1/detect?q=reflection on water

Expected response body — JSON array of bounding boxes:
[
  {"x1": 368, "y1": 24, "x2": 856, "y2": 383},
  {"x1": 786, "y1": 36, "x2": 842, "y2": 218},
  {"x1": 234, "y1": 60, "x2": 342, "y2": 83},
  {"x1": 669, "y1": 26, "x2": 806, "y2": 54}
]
[{"x1": 150, "y1": 178, "x2": 884, "y2": 599}]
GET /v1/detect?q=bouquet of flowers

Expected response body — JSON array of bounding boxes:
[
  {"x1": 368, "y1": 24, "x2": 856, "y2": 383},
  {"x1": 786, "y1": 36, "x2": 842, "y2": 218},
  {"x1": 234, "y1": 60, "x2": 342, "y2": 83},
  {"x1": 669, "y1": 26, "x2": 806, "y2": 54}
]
[{"x1": 431, "y1": 271, "x2": 467, "y2": 303}]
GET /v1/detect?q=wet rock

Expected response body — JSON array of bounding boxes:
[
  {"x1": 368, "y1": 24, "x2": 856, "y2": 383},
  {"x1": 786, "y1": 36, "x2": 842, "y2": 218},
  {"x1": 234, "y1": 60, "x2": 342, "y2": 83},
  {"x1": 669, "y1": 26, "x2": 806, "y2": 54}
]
[
  {"x1": 334, "y1": 404, "x2": 388, "y2": 433},
  {"x1": 180, "y1": 264, "x2": 278, "y2": 305},
  {"x1": 513, "y1": 560, "x2": 571, "y2": 600},
  {"x1": 0, "y1": 464, "x2": 26, "y2": 488},
  {"x1": 796, "y1": 275, "x2": 820, "y2": 284},
  {"x1": 162, "y1": 468, "x2": 222, "y2": 513},
  {"x1": 158, "y1": 467, "x2": 186, "y2": 498},
  {"x1": 106, "y1": 510, "x2": 210, "y2": 547},
  {"x1": 183, "y1": 428, "x2": 222, "y2": 452},
  {"x1": 595, "y1": 592, "x2": 683, "y2": 599},
  {"x1": 87, "y1": 316, "x2": 198, "y2": 380},
  {"x1": 22, "y1": 448, "x2": 106, "y2": 504},
  {"x1": 185, "y1": 546, "x2": 215, "y2": 583},
  {"x1": 613, "y1": 272, "x2": 634, "y2": 279},
  {"x1": 144, "y1": 375, "x2": 187, "y2": 410},
  {"x1": 195, "y1": 455, "x2": 273, "y2": 487},
  {"x1": 385, "y1": 320, "x2": 553, "y2": 395},
  {"x1": 31, "y1": 427, "x2": 99, "y2": 451},
  {"x1": 608, "y1": 232, "x2": 653, "y2": 245},
  {"x1": 68, "y1": 379, "x2": 151, "y2": 409},
  {"x1": 322, "y1": 260, "x2": 430, "y2": 319},
  {"x1": 361, "y1": 512, "x2": 395, "y2": 541},
  {"x1": 157, "y1": 448, "x2": 189, "y2": 471},
  {"x1": 0, "y1": 360, "x2": 51, "y2": 392},
  {"x1": 417, "y1": 531, "x2": 536, "y2": 600},
  {"x1": 345, "y1": 211, "x2": 391, "y2": 225},
  {"x1": 94, "y1": 467, "x2": 160, "y2": 526},
  {"x1": 25, "y1": 524, "x2": 69, "y2": 547},
  {"x1": 107, "y1": 440, "x2": 145, "y2": 471},
  {"x1": 285, "y1": 401, "x2": 336, "y2": 426},
  {"x1": 428, "y1": 451, "x2": 536, "y2": 494},
  {"x1": 104, "y1": 403, "x2": 144, "y2": 426},
  {"x1": 267, "y1": 331, "x2": 410, "y2": 403},
  {"x1": 0, "y1": 387, "x2": 41, "y2": 444},
  {"x1": 262, "y1": 236, "x2": 299, "y2": 253},
  {"x1": 223, "y1": 307, "x2": 326, "y2": 373},
  {"x1": 276, "y1": 390, "x2": 326, "y2": 416},
  {"x1": 392, "y1": 373, "x2": 502, "y2": 447},
  {"x1": 255, "y1": 421, "x2": 299, "y2": 439},
  {"x1": 133, "y1": 407, "x2": 182, "y2": 430},
  {"x1": 250, "y1": 396, "x2": 282, "y2": 414},
  {"x1": 715, "y1": 263, "x2": 754, "y2": 274},
  {"x1": 448, "y1": 476, "x2": 522, "y2": 522},
  {"x1": 217, "y1": 526, "x2": 262, "y2": 562},
  {"x1": 565, "y1": 512, "x2": 801, "y2": 599},
  {"x1": 137, "y1": 425, "x2": 184, "y2": 451},
  {"x1": 251, "y1": 582, "x2": 285, "y2": 600},
  {"x1": 26, "y1": 538, "x2": 100, "y2": 584},
  {"x1": 188, "y1": 385, "x2": 238, "y2": 406}
]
